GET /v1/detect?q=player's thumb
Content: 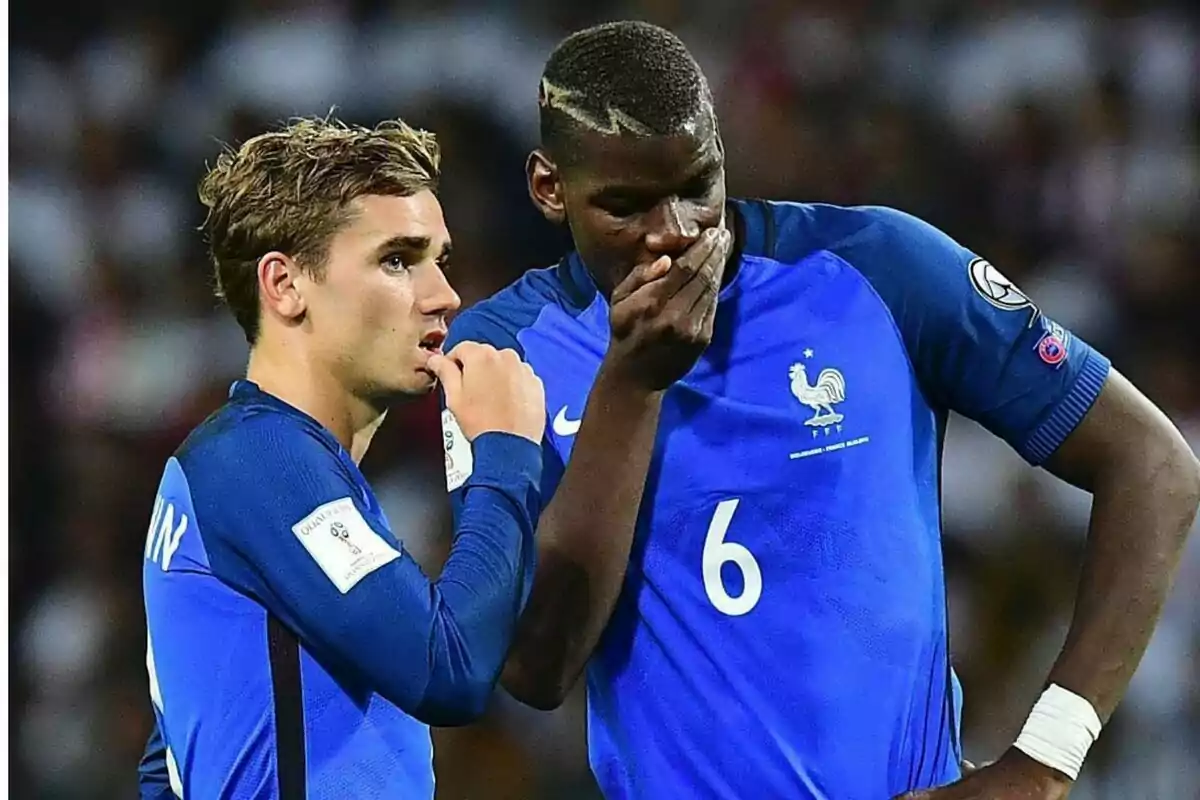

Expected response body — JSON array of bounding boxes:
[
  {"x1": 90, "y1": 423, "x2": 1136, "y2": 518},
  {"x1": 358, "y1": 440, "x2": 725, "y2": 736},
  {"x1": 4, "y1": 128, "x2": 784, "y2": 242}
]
[{"x1": 426, "y1": 354, "x2": 463, "y2": 406}]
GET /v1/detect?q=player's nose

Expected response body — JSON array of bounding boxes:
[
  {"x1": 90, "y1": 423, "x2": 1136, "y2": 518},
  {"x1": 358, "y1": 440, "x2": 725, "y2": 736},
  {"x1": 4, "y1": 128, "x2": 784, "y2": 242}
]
[
  {"x1": 644, "y1": 196, "x2": 702, "y2": 258},
  {"x1": 417, "y1": 263, "x2": 461, "y2": 316}
]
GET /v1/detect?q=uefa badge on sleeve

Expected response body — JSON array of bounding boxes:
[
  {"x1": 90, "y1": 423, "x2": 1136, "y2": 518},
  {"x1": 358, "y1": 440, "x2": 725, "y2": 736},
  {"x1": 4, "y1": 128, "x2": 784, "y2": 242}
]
[{"x1": 1034, "y1": 319, "x2": 1069, "y2": 369}]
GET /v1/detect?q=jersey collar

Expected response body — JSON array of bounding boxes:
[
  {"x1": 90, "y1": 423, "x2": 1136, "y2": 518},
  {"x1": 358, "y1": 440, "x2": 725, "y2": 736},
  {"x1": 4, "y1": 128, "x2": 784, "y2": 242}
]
[{"x1": 228, "y1": 379, "x2": 351, "y2": 455}]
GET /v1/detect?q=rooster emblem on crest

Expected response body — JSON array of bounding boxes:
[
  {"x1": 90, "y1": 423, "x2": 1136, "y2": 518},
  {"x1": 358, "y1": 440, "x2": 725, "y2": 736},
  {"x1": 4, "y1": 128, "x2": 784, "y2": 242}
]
[{"x1": 789, "y1": 360, "x2": 847, "y2": 427}]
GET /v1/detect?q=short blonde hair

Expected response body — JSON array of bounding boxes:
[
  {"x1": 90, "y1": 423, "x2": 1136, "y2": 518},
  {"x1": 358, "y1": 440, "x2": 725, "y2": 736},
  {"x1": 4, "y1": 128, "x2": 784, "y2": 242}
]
[{"x1": 198, "y1": 117, "x2": 441, "y2": 343}]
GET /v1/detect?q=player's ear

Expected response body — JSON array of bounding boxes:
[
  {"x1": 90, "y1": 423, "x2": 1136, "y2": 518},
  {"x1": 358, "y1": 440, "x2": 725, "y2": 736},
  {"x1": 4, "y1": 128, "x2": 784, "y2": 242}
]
[
  {"x1": 527, "y1": 149, "x2": 566, "y2": 225},
  {"x1": 257, "y1": 251, "x2": 306, "y2": 322}
]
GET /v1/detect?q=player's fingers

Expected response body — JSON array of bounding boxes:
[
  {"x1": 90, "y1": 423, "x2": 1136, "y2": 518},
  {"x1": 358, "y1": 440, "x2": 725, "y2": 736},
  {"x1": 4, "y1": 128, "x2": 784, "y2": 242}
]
[
  {"x1": 443, "y1": 340, "x2": 494, "y2": 368},
  {"x1": 623, "y1": 229, "x2": 716, "y2": 308},
  {"x1": 426, "y1": 353, "x2": 463, "y2": 404},
  {"x1": 612, "y1": 256, "x2": 671, "y2": 304},
  {"x1": 688, "y1": 269, "x2": 720, "y2": 324},
  {"x1": 661, "y1": 228, "x2": 721, "y2": 296},
  {"x1": 442, "y1": 340, "x2": 478, "y2": 360},
  {"x1": 681, "y1": 229, "x2": 731, "y2": 313},
  {"x1": 528, "y1": 360, "x2": 545, "y2": 380},
  {"x1": 617, "y1": 273, "x2": 674, "y2": 319},
  {"x1": 496, "y1": 347, "x2": 523, "y2": 366}
]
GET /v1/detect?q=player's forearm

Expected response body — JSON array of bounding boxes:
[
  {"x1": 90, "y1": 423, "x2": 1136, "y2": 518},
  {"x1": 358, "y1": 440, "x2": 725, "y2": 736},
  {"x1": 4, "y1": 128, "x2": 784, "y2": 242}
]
[
  {"x1": 417, "y1": 433, "x2": 542, "y2": 725},
  {"x1": 502, "y1": 367, "x2": 664, "y2": 710},
  {"x1": 1046, "y1": 427, "x2": 1200, "y2": 721}
]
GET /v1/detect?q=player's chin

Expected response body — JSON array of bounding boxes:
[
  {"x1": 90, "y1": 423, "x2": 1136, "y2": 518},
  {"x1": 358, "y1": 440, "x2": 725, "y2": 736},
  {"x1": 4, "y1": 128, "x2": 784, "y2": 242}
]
[
  {"x1": 375, "y1": 376, "x2": 435, "y2": 408},
  {"x1": 375, "y1": 361, "x2": 438, "y2": 402},
  {"x1": 412, "y1": 369, "x2": 438, "y2": 394},
  {"x1": 396, "y1": 367, "x2": 437, "y2": 397}
]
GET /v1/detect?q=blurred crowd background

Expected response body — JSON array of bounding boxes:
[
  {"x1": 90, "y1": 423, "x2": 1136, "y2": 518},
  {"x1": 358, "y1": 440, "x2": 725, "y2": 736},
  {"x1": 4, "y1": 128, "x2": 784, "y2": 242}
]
[{"x1": 9, "y1": 0, "x2": 1200, "y2": 797}]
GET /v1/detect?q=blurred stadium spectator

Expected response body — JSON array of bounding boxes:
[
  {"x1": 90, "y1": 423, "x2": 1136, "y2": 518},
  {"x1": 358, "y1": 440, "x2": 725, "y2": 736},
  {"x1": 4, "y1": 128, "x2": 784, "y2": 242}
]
[{"x1": 9, "y1": 1, "x2": 1198, "y2": 797}]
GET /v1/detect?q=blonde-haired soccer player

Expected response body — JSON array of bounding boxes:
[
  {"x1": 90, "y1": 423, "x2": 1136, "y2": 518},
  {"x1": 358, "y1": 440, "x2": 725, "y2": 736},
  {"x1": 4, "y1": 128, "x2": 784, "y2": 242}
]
[{"x1": 139, "y1": 117, "x2": 546, "y2": 799}]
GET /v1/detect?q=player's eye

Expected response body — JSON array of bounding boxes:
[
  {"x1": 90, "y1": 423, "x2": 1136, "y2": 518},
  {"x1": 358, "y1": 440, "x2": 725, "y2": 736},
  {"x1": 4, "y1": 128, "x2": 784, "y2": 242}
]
[
  {"x1": 436, "y1": 254, "x2": 452, "y2": 273},
  {"x1": 382, "y1": 253, "x2": 411, "y2": 272},
  {"x1": 599, "y1": 202, "x2": 639, "y2": 218},
  {"x1": 597, "y1": 194, "x2": 653, "y2": 218}
]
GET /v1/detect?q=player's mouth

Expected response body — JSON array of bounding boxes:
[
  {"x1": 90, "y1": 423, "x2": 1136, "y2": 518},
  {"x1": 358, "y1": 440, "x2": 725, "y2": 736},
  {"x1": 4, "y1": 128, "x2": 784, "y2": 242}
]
[{"x1": 418, "y1": 330, "x2": 446, "y2": 356}]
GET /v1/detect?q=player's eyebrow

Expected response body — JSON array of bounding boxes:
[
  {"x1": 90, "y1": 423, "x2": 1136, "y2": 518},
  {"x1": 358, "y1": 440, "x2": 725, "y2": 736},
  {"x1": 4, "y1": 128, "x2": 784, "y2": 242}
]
[
  {"x1": 374, "y1": 235, "x2": 432, "y2": 259},
  {"x1": 436, "y1": 239, "x2": 453, "y2": 262}
]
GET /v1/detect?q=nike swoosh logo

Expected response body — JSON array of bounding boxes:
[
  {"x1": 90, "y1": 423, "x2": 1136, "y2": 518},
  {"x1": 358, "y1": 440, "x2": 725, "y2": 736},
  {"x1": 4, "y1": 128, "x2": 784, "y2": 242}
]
[{"x1": 552, "y1": 406, "x2": 582, "y2": 437}]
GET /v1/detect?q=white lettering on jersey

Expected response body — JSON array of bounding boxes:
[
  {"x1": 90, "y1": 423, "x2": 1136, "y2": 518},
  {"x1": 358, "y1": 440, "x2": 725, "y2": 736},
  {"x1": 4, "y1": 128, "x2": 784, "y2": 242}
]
[
  {"x1": 144, "y1": 494, "x2": 189, "y2": 572},
  {"x1": 442, "y1": 409, "x2": 474, "y2": 492},
  {"x1": 291, "y1": 497, "x2": 401, "y2": 594}
]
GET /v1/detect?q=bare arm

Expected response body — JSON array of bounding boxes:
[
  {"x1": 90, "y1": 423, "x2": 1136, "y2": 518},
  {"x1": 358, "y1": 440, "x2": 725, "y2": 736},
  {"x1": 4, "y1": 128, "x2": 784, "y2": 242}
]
[
  {"x1": 501, "y1": 227, "x2": 732, "y2": 709},
  {"x1": 500, "y1": 370, "x2": 663, "y2": 709},
  {"x1": 1040, "y1": 369, "x2": 1200, "y2": 722},
  {"x1": 904, "y1": 370, "x2": 1200, "y2": 799}
]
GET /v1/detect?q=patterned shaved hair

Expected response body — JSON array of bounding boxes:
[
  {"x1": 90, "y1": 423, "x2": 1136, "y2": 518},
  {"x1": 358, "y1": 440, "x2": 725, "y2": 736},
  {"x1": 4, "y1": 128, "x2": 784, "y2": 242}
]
[
  {"x1": 198, "y1": 117, "x2": 440, "y2": 344},
  {"x1": 538, "y1": 21, "x2": 715, "y2": 165}
]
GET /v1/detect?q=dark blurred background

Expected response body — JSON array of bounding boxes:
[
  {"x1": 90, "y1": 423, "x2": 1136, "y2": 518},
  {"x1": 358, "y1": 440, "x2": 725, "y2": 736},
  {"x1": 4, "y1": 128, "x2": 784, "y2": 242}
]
[{"x1": 8, "y1": 0, "x2": 1200, "y2": 797}]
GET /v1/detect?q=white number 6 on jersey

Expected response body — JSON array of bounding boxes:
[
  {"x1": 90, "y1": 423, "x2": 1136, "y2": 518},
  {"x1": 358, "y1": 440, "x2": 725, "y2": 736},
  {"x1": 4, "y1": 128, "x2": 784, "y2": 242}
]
[{"x1": 702, "y1": 498, "x2": 762, "y2": 616}]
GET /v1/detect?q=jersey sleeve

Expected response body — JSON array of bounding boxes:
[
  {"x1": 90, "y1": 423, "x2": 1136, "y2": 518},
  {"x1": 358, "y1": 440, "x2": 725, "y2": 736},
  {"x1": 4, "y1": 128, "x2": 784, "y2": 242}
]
[
  {"x1": 834, "y1": 206, "x2": 1111, "y2": 465},
  {"x1": 441, "y1": 308, "x2": 565, "y2": 539},
  {"x1": 191, "y1": 415, "x2": 542, "y2": 726}
]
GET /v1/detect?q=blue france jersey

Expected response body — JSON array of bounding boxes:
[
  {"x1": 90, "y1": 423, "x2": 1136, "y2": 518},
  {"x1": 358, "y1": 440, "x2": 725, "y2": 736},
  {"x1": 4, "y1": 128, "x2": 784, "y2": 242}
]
[
  {"x1": 444, "y1": 201, "x2": 1111, "y2": 800},
  {"x1": 139, "y1": 380, "x2": 541, "y2": 799}
]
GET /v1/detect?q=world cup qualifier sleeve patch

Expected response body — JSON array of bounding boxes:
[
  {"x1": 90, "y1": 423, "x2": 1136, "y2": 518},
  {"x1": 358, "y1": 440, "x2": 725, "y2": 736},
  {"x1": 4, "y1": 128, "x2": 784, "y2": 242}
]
[{"x1": 291, "y1": 498, "x2": 401, "y2": 594}]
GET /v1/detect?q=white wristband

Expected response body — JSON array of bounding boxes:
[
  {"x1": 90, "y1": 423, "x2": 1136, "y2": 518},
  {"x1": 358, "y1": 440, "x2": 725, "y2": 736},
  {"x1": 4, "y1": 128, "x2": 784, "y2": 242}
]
[{"x1": 1013, "y1": 684, "x2": 1103, "y2": 780}]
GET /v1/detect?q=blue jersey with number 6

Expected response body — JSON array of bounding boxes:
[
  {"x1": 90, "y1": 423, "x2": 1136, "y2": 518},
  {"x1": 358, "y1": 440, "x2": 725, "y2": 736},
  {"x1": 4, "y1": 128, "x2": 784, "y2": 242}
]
[{"x1": 444, "y1": 201, "x2": 1111, "y2": 800}]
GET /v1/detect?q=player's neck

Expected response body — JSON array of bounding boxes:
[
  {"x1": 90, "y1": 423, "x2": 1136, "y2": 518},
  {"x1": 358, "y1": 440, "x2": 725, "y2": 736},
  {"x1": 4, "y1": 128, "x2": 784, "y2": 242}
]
[{"x1": 246, "y1": 345, "x2": 385, "y2": 464}]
